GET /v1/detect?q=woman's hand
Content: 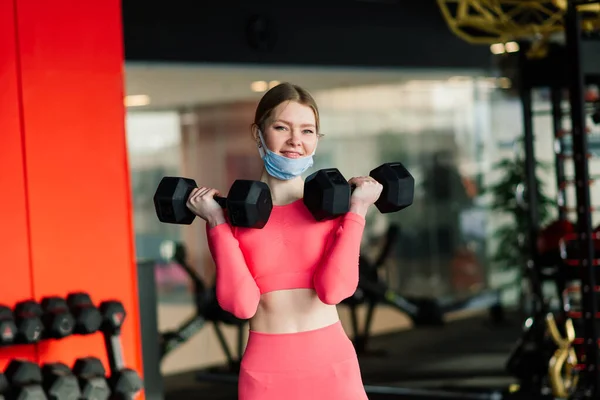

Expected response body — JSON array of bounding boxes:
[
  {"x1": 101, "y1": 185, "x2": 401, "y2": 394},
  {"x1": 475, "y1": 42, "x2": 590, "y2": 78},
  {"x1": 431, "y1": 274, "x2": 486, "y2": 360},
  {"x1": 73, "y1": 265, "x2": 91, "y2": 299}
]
[
  {"x1": 348, "y1": 176, "x2": 383, "y2": 217},
  {"x1": 186, "y1": 187, "x2": 227, "y2": 227}
]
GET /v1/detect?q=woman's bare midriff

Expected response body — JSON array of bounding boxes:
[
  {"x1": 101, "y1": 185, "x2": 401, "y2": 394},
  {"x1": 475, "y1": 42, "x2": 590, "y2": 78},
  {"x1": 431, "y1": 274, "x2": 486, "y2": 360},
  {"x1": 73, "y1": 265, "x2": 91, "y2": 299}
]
[{"x1": 249, "y1": 288, "x2": 340, "y2": 334}]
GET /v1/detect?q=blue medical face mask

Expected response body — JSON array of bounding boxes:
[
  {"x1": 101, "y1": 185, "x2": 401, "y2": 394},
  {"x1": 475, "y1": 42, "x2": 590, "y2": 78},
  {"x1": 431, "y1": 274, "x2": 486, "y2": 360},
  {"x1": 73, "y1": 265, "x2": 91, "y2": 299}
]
[{"x1": 257, "y1": 129, "x2": 316, "y2": 180}]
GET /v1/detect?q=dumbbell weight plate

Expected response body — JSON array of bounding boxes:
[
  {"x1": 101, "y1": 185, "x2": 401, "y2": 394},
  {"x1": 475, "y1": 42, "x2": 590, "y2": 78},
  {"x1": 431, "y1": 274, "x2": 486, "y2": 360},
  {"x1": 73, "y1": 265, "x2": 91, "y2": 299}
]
[
  {"x1": 369, "y1": 162, "x2": 414, "y2": 213},
  {"x1": 42, "y1": 363, "x2": 81, "y2": 400},
  {"x1": 40, "y1": 297, "x2": 75, "y2": 339},
  {"x1": 4, "y1": 360, "x2": 47, "y2": 400},
  {"x1": 73, "y1": 357, "x2": 110, "y2": 400},
  {"x1": 226, "y1": 180, "x2": 273, "y2": 228},
  {"x1": 0, "y1": 306, "x2": 17, "y2": 346},
  {"x1": 66, "y1": 293, "x2": 102, "y2": 335},
  {"x1": 154, "y1": 177, "x2": 198, "y2": 225},
  {"x1": 14, "y1": 301, "x2": 44, "y2": 344},
  {"x1": 303, "y1": 168, "x2": 351, "y2": 221},
  {"x1": 0, "y1": 374, "x2": 7, "y2": 399},
  {"x1": 108, "y1": 369, "x2": 143, "y2": 400}
]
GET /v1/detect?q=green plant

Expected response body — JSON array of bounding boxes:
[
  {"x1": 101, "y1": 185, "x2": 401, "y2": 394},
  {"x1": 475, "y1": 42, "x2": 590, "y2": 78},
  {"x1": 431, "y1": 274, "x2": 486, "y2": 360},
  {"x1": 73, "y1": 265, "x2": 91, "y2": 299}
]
[{"x1": 485, "y1": 137, "x2": 556, "y2": 272}]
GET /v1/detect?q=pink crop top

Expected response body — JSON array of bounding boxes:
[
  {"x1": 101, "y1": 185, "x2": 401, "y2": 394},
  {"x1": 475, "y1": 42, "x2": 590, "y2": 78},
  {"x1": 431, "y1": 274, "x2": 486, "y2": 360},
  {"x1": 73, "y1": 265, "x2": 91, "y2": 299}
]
[{"x1": 205, "y1": 198, "x2": 366, "y2": 320}]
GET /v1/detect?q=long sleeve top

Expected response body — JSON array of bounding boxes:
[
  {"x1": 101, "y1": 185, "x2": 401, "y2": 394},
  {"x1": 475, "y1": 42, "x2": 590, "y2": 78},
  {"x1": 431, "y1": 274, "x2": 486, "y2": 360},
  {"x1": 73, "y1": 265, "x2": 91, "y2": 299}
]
[{"x1": 205, "y1": 198, "x2": 365, "y2": 320}]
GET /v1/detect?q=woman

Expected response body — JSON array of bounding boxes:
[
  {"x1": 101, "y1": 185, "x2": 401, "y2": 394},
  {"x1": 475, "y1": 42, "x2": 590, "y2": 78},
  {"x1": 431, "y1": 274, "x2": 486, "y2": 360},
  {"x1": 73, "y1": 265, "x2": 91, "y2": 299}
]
[{"x1": 186, "y1": 82, "x2": 381, "y2": 399}]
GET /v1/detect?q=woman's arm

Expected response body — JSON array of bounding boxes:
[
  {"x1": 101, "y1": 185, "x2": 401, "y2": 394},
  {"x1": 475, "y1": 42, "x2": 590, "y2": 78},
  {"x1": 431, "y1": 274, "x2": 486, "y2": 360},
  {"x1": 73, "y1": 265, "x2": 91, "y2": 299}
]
[
  {"x1": 313, "y1": 204, "x2": 368, "y2": 305},
  {"x1": 205, "y1": 218, "x2": 261, "y2": 320}
]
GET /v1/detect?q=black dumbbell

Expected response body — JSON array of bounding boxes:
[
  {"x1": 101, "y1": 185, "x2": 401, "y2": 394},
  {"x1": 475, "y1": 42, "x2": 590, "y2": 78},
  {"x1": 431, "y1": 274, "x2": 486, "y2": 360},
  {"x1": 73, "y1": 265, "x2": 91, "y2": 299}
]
[
  {"x1": 4, "y1": 359, "x2": 47, "y2": 399},
  {"x1": 0, "y1": 373, "x2": 8, "y2": 400},
  {"x1": 303, "y1": 168, "x2": 351, "y2": 221},
  {"x1": 41, "y1": 363, "x2": 81, "y2": 400},
  {"x1": 99, "y1": 301, "x2": 143, "y2": 400},
  {"x1": 303, "y1": 162, "x2": 414, "y2": 221},
  {"x1": 39, "y1": 297, "x2": 75, "y2": 339},
  {"x1": 153, "y1": 177, "x2": 273, "y2": 228},
  {"x1": 66, "y1": 293, "x2": 102, "y2": 335},
  {"x1": 0, "y1": 306, "x2": 18, "y2": 346},
  {"x1": 72, "y1": 358, "x2": 111, "y2": 400},
  {"x1": 369, "y1": 162, "x2": 414, "y2": 213},
  {"x1": 13, "y1": 301, "x2": 44, "y2": 344},
  {"x1": 592, "y1": 100, "x2": 600, "y2": 125}
]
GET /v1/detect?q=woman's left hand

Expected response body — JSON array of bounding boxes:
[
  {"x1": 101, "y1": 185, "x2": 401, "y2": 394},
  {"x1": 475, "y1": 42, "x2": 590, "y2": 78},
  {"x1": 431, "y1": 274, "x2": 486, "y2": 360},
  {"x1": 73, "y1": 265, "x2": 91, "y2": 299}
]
[{"x1": 348, "y1": 176, "x2": 383, "y2": 215}]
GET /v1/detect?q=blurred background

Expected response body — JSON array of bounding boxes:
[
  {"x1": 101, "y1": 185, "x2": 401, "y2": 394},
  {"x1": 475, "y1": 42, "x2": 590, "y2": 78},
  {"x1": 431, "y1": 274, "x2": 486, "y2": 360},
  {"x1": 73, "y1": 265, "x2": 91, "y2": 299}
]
[{"x1": 120, "y1": 0, "x2": 600, "y2": 380}]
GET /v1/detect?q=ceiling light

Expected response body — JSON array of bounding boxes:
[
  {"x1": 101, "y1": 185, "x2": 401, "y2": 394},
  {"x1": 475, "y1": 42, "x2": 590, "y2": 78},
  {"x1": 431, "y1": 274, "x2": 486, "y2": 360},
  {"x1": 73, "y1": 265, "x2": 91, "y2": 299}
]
[
  {"x1": 125, "y1": 94, "x2": 151, "y2": 107},
  {"x1": 490, "y1": 43, "x2": 505, "y2": 55},
  {"x1": 504, "y1": 41, "x2": 520, "y2": 53},
  {"x1": 251, "y1": 81, "x2": 268, "y2": 92},
  {"x1": 268, "y1": 80, "x2": 280, "y2": 88}
]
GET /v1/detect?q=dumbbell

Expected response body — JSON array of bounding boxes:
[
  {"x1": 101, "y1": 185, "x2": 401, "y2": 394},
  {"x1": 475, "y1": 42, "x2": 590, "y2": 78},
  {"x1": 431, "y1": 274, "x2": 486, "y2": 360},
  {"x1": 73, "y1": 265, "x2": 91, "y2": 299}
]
[
  {"x1": 4, "y1": 359, "x2": 47, "y2": 399},
  {"x1": 98, "y1": 301, "x2": 143, "y2": 400},
  {"x1": 153, "y1": 177, "x2": 273, "y2": 228},
  {"x1": 303, "y1": 162, "x2": 415, "y2": 221},
  {"x1": 0, "y1": 306, "x2": 17, "y2": 346},
  {"x1": 592, "y1": 100, "x2": 600, "y2": 125},
  {"x1": 38, "y1": 297, "x2": 75, "y2": 339},
  {"x1": 41, "y1": 363, "x2": 81, "y2": 400},
  {"x1": 72, "y1": 358, "x2": 110, "y2": 400},
  {"x1": 66, "y1": 293, "x2": 102, "y2": 335},
  {"x1": 369, "y1": 162, "x2": 415, "y2": 213},
  {"x1": 13, "y1": 301, "x2": 44, "y2": 344},
  {"x1": 0, "y1": 373, "x2": 8, "y2": 400}
]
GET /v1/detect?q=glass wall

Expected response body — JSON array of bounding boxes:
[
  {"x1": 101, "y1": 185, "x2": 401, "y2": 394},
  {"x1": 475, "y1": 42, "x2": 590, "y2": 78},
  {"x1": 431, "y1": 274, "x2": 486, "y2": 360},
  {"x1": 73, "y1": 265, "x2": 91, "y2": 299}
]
[
  {"x1": 124, "y1": 67, "x2": 600, "y2": 374},
  {"x1": 126, "y1": 111, "x2": 191, "y2": 303},
  {"x1": 311, "y1": 79, "x2": 497, "y2": 298},
  {"x1": 124, "y1": 75, "x2": 527, "y2": 303},
  {"x1": 124, "y1": 69, "x2": 550, "y2": 374}
]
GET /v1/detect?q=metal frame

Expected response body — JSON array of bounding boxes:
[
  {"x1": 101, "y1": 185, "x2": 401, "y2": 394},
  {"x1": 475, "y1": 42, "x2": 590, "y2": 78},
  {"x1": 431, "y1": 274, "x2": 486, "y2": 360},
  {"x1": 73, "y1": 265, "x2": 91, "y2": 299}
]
[
  {"x1": 565, "y1": 1, "x2": 600, "y2": 396},
  {"x1": 516, "y1": 1, "x2": 600, "y2": 397},
  {"x1": 550, "y1": 86, "x2": 568, "y2": 221},
  {"x1": 137, "y1": 259, "x2": 165, "y2": 400},
  {"x1": 507, "y1": 81, "x2": 550, "y2": 394}
]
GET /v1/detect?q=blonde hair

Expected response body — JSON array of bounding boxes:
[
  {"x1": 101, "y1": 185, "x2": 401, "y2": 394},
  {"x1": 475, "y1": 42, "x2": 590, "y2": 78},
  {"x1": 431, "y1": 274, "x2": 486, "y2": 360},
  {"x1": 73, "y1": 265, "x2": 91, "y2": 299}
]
[{"x1": 253, "y1": 82, "x2": 322, "y2": 136}]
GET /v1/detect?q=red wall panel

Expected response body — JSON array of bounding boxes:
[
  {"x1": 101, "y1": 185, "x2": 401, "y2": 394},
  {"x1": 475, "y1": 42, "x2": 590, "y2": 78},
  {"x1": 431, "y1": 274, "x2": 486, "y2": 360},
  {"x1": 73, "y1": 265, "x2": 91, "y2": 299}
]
[
  {"x1": 14, "y1": 0, "x2": 142, "y2": 382},
  {"x1": 0, "y1": 0, "x2": 36, "y2": 367}
]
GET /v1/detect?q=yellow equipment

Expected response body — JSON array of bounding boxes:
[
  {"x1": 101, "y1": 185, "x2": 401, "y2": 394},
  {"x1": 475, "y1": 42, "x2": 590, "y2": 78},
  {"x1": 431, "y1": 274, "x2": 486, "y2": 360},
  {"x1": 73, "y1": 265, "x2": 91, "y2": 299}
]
[
  {"x1": 545, "y1": 313, "x2": 579, "y2": 398},
  {"x1": 437, "y1": 1, "x2": 600, "y2": 57}
]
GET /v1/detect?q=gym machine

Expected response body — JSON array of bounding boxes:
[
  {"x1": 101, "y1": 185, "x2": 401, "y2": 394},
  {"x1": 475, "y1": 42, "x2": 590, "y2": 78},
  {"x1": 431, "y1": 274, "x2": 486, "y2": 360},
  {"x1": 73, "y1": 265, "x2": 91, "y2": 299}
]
[
  {"x1": 342, "y1": 223, "x2": 504, "y2": 356},
  {"x1": 156, "y1": 240, "x2": 248, "y2": 383}
]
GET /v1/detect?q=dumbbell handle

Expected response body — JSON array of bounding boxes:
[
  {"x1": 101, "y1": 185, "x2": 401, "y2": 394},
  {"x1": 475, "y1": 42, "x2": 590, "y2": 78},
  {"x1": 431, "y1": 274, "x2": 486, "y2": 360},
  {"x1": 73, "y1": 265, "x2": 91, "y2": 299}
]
[
  {"x1": 184, "y1": 188, "x2": 228, "y2": 210},
  {"x1": 213, "y1": 195, "x2": 228, "y2": 209},
  {"x1": 103, "y1": 332, "x2": 126, "y2": 373}
]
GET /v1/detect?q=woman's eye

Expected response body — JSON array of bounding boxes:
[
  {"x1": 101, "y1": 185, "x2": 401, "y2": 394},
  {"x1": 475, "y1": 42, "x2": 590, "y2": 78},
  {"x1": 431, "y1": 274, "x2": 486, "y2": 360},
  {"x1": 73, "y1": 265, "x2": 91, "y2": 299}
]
[
  {"x1": 303, "y1": 130, "x2": 314, "y2": 134},
  {"x1": 274, "y1": 126, "x2": 286, "y2": 131}
]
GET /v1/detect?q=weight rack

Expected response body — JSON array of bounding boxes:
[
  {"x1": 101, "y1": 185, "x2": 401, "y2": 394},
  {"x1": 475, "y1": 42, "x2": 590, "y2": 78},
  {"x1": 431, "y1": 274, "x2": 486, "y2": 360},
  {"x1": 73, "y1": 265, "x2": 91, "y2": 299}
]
[
  {"x1": 514, "y1": 1, "x2": 600, "y2": 397},
  {"x1": 563, "y1": 2, "x2": 600, "y2": 396}
]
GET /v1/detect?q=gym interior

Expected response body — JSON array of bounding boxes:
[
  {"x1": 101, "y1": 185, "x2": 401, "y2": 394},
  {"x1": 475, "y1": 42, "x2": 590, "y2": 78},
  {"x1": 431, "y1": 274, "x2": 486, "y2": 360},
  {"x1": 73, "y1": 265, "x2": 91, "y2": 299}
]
[{"x1": 2, "y1": 1, "x2": 600, "y2": 399}]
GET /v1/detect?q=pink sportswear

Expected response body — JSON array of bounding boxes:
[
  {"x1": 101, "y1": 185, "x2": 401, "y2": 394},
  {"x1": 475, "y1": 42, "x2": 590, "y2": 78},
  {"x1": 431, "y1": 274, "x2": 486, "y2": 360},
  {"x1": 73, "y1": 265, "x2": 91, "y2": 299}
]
[
  {"x1": 205, "y1": 198, "x2": 366, "y2": 319},
  {"x1": 205, "y1": 198, "x2": 368, "y2": 399}
]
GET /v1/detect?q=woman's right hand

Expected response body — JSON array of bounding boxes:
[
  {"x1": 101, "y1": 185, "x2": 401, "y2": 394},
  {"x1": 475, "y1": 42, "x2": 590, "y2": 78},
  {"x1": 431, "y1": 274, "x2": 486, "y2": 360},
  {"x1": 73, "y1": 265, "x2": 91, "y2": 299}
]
[{"x1": 186, "y1": 187, "x2": 226, "y2": 226}]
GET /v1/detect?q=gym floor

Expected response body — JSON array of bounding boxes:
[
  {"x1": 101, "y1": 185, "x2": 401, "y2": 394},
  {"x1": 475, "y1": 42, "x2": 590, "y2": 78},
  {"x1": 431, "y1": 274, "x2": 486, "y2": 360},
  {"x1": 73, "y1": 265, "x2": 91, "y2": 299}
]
[{"x1": 163, "y1": 311, "x2": 522, "y2": 400}]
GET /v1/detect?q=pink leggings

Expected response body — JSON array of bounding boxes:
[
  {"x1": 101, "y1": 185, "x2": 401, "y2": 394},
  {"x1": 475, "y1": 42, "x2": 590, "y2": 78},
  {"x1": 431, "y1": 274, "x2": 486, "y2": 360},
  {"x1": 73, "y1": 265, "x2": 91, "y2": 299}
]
[{"x1": 238, "y1": 321, "x2": 368, "y2": 400}]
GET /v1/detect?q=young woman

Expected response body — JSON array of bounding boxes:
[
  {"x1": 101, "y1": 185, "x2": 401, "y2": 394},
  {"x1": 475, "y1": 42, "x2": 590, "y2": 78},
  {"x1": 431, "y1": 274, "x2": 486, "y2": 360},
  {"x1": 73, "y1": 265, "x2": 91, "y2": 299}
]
[{"x1": 186, "y1": 82, "x2": 381, "y2": 399}]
